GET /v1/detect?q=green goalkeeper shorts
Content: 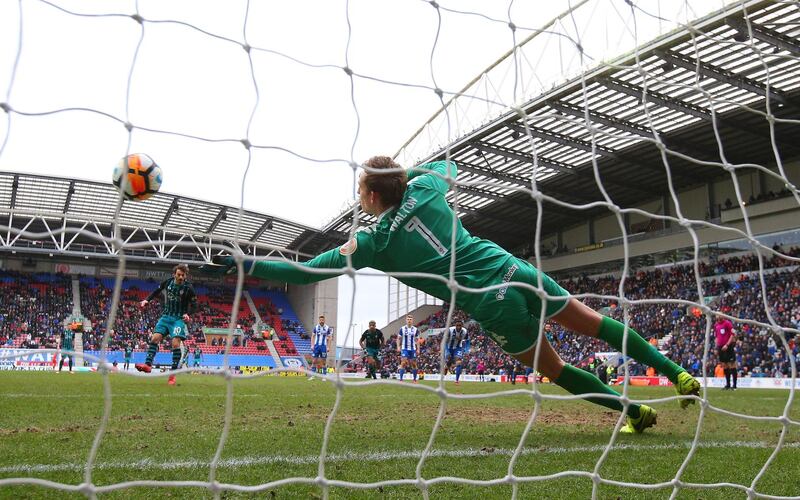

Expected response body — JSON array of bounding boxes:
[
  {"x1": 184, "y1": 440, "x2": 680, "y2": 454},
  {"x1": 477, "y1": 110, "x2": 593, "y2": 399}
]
[
  {"x1": 364, "y1": 348, "x2": 380, "y2": 360},
  {"x1": 471, "y1": 257, "x2": 570, "y2": 355}
]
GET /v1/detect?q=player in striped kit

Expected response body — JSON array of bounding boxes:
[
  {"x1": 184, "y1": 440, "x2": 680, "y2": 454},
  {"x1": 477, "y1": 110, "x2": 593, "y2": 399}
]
[
  {"x1": 444, "y1": 319, "x2": 468, "y2": 385},
  {"x1": 397, "y1": 315, "x2": 419, "y2": 383},
  {"x1": 205, "y1": 157, "x2": 701, "y2": 434},
  {"x1": 135, "y1": 264, "x2": 197, "y2": 386},
  {"x1": 310, "y1": 315, "x2": 331, "y2": 380}
]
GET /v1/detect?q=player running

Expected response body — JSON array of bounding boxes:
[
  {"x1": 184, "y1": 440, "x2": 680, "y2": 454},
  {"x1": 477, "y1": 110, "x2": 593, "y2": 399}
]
[
  {"x1": 397, "y1": 315, "x2": 419, "y2": 383},
  {"x1": 205, "y1": 157, "x2": 700, "y2": 433},
  {"x1": 310, "y1": 315, "x2": 332, "y2": 380},
  {"x1": 443, "y1": 319, "x2": 468, "y2": 385},
  {"x1": 135, "y1": 264, "x2": 197, "y2": 386},
  {"x1": 359, "y1": 320, "x2": 384, "y2": 379}
]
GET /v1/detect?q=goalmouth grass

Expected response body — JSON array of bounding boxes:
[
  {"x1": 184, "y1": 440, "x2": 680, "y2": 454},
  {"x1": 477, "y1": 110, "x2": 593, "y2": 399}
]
[{"x1": 0, "y1": 372, "x2": 797, "y2": 499}]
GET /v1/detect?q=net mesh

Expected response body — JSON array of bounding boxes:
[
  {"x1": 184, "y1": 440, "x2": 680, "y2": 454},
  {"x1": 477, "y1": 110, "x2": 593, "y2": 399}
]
[{"x1": 0, "y1": 0, "x2": 799, "y2": 498}]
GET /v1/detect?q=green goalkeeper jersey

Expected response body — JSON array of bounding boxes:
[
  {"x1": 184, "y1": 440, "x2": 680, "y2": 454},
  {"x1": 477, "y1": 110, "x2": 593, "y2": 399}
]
[
  {"x1": 247, "y1": 160, "x2": 570, "y2": 354},
  {"x1": 248, "y1": 161, "x2": 512, "y2": 312}
]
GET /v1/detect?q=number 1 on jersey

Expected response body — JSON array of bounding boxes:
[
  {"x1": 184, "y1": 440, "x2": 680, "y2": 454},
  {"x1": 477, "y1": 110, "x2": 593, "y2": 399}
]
[{"x1": 404, "y1": 216, "x2": 448, "y2": 256}]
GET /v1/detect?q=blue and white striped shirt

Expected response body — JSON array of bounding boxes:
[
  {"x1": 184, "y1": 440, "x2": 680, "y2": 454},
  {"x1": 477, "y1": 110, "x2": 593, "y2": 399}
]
[
  {"x1": 446, "y1": 326, "x2": 467, "y2": 351},
  {"x1": 313, "y1": 324, "x2": 331, "y2": 347},
  {"x1": 399, "y1": 326, "x2": 418, "y2": 351}
]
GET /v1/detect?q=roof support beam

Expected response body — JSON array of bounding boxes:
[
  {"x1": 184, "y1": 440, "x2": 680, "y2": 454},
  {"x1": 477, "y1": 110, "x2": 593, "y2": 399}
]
[
  {"x1": 251, "y1": 217, "x2": 273, "y2": 241},
  {"x1": 451, "y1": 149, "x2": 535, "y2": 186},
  {"x1": 598, "y1": 76, "x2": 800, "y2": 153},
  {"x1": 206, "y1": 207, "x2": 227, "y2": 233},
  {"x1": 161, "y1": 198, "x2": 179, "y2": 227},
  {"x1": 455, "y1": 184, "x2": 585, "y2": 221},
  {"x1": 455, "y1": 203, "x2": 526, "y2": 227},
  {"x1": 502, "y1": 124, "x2": 666, "y2": 194},
  {"x1": 655, "y1": 49, "x2": 798, "y2": 111},
  {"x1": 455, "y1": 184, "x2": 527, "y2": 206},
  {"x1": 63, "y1": 181, "x2": 75, "y2": 213},
  {"x1": 455, "y1": 185, "x2": 545, "y2": 217},
  {"x1": 507, "y1": 122, "x2": 669, "y2": 176},
  {"x1": 728, "y1": 18, "x2": 800, "y2": 58},
  {"x1": 321, "y1": 230, "x2": 349, "y2": 247},
  {"x1": 290, "y1": 230, "x2": 321, "y2": 253},
  {"x1": 600, "y1": 76, "x2": 710, "y2": 120},
  {"x1": 456, "y1": 157, "x2": 596, "y2": 203},
  {"x1": 439, "y1": 147, "x2": 604, "y2": 202},
  {"x1": 547, "y1": 100, "x2": 723, "y2": 164},
  {"x1": 548, "y1": 101, "x2": 655, "y2": 138},
  {"x1": 10, "y1": 175, "x2": 18, "y2": 207},
  {"x1": 474, "y1": 141, "x2": 576, "y2": 176}
]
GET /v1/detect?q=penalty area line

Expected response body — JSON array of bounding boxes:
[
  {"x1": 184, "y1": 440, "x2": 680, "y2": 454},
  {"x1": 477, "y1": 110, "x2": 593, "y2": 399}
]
[
  {"x1": 0, "y1": 393, "x2": 263, "y2": 398},
  {"x1": 0, "y1": 441, "x2": 797, "y2": 474}
]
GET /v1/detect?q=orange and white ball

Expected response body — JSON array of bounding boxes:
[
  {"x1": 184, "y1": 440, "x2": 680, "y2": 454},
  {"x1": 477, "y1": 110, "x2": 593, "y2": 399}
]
[{"x1": 112, "y1": 153, "x2": 162, "y2": 201}]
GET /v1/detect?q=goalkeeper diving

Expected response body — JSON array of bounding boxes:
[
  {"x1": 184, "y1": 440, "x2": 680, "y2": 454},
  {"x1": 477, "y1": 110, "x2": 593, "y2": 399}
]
[{"x1": 205, "y1": 157, "x2": 700, "y2": 433}]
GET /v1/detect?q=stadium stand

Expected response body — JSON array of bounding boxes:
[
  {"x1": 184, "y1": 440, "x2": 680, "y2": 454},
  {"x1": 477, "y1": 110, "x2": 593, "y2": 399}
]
[
  {"x1": 347, "y1": 248, "x2": 800, "y2": 379},
  {"x1": 72, "y1": 276, "x2": 307, "y2": 363},
  {"x1": 0, "y1": 270, "x2": 72, "y2": 350},
  {"x1": 249, "y1": 289, "x2": 310, "y2": 356},
  {"x1": 3, "y1": 248, "x2": 798, "y2": 376}
]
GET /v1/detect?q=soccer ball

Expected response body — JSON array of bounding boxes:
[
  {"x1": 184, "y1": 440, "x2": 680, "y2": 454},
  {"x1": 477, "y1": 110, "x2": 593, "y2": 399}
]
[{"x1": 112, "y1": 153, "x2": 162, "y2": 201}]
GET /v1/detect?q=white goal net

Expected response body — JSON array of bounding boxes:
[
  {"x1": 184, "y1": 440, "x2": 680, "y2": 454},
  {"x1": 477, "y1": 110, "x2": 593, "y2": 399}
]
[{"x1": 1, "y1": 0, "x2": 799, "y2": 498}]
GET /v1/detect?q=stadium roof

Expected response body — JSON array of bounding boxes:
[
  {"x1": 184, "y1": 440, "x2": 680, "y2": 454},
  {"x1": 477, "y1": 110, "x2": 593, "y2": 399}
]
[
  {"x1": 3, "y1": 0, "x2": 798, "y2": 265},
  {"x1": 0, "y1": 172, "x2": 324, "y2": 263},
  {"x1": 315, "y1": 0, "x2": 800, "y2": 257}
]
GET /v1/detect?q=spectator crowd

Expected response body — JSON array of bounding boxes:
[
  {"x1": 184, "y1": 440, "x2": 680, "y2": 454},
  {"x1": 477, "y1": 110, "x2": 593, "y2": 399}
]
[
  {"x1": 1, "y1": 245, "x2": 798, "y2": 379},
  {"x1": 347, "y1": 247, "x2": 799, "y2": 379},
  {"x1": 0, "y1": 271, "x2": 72, "y2": 350}
]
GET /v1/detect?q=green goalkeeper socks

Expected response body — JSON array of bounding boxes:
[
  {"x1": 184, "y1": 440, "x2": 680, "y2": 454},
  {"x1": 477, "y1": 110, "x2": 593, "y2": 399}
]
[
  {"x1": 555, "y1": 364, "x2": 640, "y2": 418},
  {"x1": 597, "y1": 316, "x2": 683, "y2": 383}
]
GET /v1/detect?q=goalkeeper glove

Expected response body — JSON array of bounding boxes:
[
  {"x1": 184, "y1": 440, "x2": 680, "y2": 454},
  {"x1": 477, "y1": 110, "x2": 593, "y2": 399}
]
[{"x1": 198, "y1": 255, "x2": 237, "y2": 275}]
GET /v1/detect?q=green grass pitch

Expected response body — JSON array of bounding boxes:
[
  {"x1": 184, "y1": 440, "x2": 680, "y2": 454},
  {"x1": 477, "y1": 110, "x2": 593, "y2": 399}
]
[{"x1": 0, "y1": 372, "x2": 798, "y2": 499}]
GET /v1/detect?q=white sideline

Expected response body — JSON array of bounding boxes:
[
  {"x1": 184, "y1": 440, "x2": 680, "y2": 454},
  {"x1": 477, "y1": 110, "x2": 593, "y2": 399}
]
[
  {"x1": 1, "y1": 441, "x2": 797, "y2": 474},
  {"x1": 0, "y1": 393, "x2": 264, "y2": 398}
]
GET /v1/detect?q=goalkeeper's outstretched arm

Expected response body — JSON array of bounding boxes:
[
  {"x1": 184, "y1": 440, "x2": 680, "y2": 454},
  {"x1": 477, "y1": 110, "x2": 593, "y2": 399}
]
[
  {"x1": 247, "y1": 246, "x2": 355, "y2": 285},
  {"x1": 205, "y1": 230, "x2": 376, "y2": 285},
  {"x1": 202, "y1": 156, "x2": 447, "y2": 285}
]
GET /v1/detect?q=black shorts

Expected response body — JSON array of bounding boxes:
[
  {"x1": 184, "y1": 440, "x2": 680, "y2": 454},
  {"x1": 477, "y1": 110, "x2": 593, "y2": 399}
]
[{"x1": 718, "y1": 346, "x2": 735, "y2": 363}]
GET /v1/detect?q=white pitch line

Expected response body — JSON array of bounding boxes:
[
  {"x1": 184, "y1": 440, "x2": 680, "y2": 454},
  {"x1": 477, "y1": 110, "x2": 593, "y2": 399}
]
[
  {"x1": 0, "y1": 393, "x2": 263, "y2": 398},
  {"x1": 0, "y1": 441, "x2": 798, "y2": 475}
]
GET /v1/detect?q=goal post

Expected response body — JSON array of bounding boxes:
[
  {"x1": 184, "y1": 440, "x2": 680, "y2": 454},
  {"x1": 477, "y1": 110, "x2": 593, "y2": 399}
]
[{"x1": 0, "y1": 0, "x2": 798, "y2": 498}]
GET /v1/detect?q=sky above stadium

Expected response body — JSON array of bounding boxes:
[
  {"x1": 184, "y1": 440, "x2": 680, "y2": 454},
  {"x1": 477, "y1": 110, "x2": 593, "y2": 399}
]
[
  {"x1": 0, "y1": 0, "x2": 574, "y2": 341},
  {"x1": 0, "y1": 0, "x2": 574, "y2": 228}
]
